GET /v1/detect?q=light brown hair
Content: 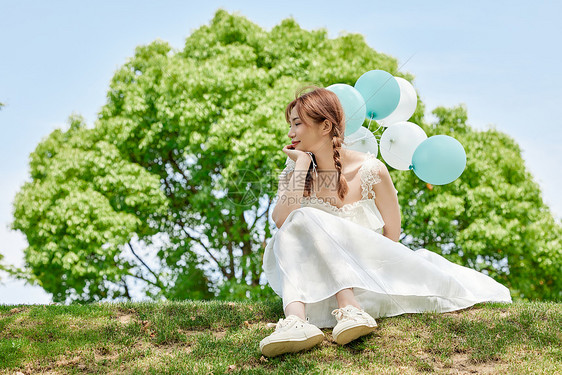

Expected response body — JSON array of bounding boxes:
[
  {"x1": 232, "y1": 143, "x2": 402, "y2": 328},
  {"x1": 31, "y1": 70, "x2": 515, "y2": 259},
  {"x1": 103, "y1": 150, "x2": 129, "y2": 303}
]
[{"x1": 284, "y1": 86, "x2": 349, "y2": 200}]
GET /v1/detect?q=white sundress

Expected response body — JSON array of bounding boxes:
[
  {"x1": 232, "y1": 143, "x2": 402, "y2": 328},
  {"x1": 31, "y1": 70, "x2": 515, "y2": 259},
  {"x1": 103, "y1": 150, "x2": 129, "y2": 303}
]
[{"x1": 262, "y1": 152, "x2": 512, "y2": 329}]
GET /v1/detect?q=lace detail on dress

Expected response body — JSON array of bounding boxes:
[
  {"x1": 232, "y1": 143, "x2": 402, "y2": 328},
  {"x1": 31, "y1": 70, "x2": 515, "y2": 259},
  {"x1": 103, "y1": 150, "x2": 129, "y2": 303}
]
[
  {"x1": 284, "y1": 157, "x2": 296, "y2": 173},
  {"x1": 277, "y1": 157, "x2": 296, "y2": 185},
  {"x1": 359, "y1": 152, "x2": 383, "y2": 200},
  {"x1": 302, "y1": 196, "x2": 370, "y2": 214},
  {"x1": 274, "y1": 158, "x2": 297, "y2": 201}
]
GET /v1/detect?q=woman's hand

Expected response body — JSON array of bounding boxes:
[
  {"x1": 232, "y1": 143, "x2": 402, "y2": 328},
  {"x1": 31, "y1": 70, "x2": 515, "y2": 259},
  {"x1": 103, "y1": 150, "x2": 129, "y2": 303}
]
[{"x1": 282, "y1": 143, "x2": 310, "y2": 163}]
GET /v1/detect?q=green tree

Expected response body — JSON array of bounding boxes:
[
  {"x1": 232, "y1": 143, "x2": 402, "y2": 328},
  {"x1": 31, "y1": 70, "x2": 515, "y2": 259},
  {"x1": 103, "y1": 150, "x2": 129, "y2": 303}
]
[
  {"x1": 11, "y1": 114, "x2": 172, "y2": 301},
  {"x1": 13, "y1": 10, "x2": 406, "y2": 303},
  {"x1": 11, "y1": 9, "x2": 561, "y2": 302}
]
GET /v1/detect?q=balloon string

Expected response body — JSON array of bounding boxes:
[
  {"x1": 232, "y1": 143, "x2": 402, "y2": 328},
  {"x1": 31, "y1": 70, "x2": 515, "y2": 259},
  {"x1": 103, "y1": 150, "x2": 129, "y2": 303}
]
[
  {"x1": 366, "y1": 114, "x2": 384, "y2": 140},
  {"x1": 367, "y1": 114, "x2": 373, "y2": 130},
  {"x1": 345, "y1": 114, "x2": 385, "y2": 145}
]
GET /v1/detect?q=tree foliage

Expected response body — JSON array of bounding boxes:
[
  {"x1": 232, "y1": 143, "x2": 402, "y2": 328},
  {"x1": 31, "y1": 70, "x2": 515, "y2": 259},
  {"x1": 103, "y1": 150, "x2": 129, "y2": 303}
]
[
  {"x1": 11, "y1": 10, "x2": 561, "y2": 302},
  {"x1": 12, "y1": 115, "x2": 169, "y2": 301}
]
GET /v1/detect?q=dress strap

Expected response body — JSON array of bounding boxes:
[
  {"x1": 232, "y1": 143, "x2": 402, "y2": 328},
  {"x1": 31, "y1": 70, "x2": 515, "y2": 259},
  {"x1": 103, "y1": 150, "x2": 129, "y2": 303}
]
[{"x1": 360, "y1": 152, "x2": 383, "y2": 200}]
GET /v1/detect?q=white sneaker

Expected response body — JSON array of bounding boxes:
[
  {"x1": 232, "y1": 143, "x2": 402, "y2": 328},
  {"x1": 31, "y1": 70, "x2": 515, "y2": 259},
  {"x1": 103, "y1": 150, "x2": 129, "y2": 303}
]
[
  {"x1": 331, "y1": 305, "x2": 377, "y2": 345},
  {"x1": 260, "y1": 315, "x2": 325, "y2": 357}
]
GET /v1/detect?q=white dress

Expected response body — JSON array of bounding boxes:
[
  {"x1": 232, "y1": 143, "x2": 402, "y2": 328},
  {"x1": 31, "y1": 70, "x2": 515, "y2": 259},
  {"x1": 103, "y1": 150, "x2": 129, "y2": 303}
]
[{"x1": 263, "y1": 152, "x2": 512, "y2": 329}]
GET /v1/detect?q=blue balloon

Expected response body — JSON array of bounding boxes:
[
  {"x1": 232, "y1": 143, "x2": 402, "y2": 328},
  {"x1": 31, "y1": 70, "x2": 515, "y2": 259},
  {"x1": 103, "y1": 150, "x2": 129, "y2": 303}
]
[
  {"x1": 354, "y1": 70, "x2": 400, "y2": 120},
  {"x1": 411, "y1": 135, "x2": 466, "y2": 185},
  {"x1": 326, "y1": 84, "x2": 366, "y2": 136}
]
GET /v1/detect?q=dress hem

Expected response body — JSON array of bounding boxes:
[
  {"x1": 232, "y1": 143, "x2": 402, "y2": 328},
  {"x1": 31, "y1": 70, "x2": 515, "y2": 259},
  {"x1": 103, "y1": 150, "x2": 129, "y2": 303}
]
[{"x1": 282, "y1": 284, "x2": 512, "y2": 329}]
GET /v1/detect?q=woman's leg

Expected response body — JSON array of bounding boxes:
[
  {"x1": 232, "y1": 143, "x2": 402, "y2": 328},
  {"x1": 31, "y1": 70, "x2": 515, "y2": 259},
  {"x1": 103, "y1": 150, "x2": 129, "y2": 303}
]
[
  {"x1": 335, "y1": 287, "x2": 361, "y2": 309},
  {"x1": 284, "y1": 301, "x2": 306, "y2": 320},
  {"x1": 284, "y1": 287, "x2": 360, "y2": 320}
]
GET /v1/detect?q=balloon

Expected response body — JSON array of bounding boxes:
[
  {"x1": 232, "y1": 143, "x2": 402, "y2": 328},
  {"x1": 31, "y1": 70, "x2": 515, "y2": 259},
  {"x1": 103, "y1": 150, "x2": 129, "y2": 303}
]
[
  {"x1": 326, "y1": 84, "x2": 366, "y2": 137},
  {"x1": 354, "y1": 70, "x2": 400, "y2": 120},
  {"x1": 379, "y1": 122, "x2": 427, "y2": 170},
  {"x1": 342, "y1": 126, "x2": 378, "y2": 157},
  {"x1": 376, "y1": 77, "x2": 418, "y2": 127},
  {"x1": 411, "y1": 135, "x2": 467, "y2": 185}
]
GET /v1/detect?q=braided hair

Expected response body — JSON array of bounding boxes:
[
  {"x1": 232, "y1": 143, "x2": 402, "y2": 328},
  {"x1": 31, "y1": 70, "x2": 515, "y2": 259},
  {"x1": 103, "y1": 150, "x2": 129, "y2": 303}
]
[{"x1": 284, "y1": 86, "x2": 349, "y2": 200}]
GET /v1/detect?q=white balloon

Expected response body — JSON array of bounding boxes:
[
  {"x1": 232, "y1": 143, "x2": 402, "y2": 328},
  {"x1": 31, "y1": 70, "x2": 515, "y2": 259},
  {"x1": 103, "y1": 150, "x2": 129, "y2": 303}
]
[
  {"x1": 376, "y1": 77, "x2": 418, "y2": 127},
  {"x1": 379, "y1": 121, "x2": 427, "y2": 170},
  {"x1": 342, "y1": 126, "x2": 378, "y2": 157}
]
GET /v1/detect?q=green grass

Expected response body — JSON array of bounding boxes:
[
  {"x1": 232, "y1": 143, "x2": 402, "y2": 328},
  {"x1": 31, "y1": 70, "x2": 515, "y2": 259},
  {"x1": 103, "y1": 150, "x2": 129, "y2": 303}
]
[{"x1": 0, "y1": 300, "x2": 560, "y2": 374}]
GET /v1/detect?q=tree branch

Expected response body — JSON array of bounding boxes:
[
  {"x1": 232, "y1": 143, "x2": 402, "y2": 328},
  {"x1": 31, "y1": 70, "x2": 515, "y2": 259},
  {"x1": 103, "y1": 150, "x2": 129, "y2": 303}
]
[
  {"x1": 162, "y1": 174, "x2": 228, "y2": 278},
  {"x1": 127, "y1": 242, "x2": 164, "y2": 289},
  {"x1": 180, "y1": 226, "x2": 229, "y2": 278},
  {"x1": 126, "y1": 271, "x2": 162, "y2": 289},
  {"x1": 250, "y1": 199, "x2": 271, "y2": 233},
  {"x1": 227, "y1": 241, "x2": 235, "y2": 280},
  {"x1": 220, "y1": 218, "x2": 236, "y2": 280},
  {"x1": 121, "y1": 276, "x2": 132, "y2": 300},
  {"x1": 167, "y1": 151, "x2": 197, "y2": 193}
]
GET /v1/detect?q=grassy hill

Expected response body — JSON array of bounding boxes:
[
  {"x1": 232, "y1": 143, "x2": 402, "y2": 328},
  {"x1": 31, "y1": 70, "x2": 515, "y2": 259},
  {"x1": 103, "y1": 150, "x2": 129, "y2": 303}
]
[{"x1": 0, "y1": 300, "x2": 560, "y2": 374}]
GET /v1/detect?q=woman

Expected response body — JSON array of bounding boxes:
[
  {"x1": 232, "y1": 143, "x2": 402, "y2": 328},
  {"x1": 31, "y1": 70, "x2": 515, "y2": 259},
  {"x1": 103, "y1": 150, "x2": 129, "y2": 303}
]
[{"x1": 260, "y1": 87, "x2": 511, "y2": 357}]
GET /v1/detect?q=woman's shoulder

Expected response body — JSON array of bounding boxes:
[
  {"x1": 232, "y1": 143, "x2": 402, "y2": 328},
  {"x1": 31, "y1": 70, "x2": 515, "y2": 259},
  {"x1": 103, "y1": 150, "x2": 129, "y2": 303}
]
[
  {"x1": 356, "y1": 151, "x2": 398, "y2": 198},
  {"x1": 344, "y1": 149, "x2": 380, "y2": 165},
  {"x1": 359, "y1": 152, "x2": 385, "y2": 176}
]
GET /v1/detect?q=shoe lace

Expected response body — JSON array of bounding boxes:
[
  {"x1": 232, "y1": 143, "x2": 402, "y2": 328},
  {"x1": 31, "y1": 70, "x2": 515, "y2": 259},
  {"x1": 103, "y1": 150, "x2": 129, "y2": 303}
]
[
  {"x1": 266, "y1": 316, "x2": 309, "y2": 330},
  {"x1": 331, "y1": 306, "x2": 361, "y2": 321}
]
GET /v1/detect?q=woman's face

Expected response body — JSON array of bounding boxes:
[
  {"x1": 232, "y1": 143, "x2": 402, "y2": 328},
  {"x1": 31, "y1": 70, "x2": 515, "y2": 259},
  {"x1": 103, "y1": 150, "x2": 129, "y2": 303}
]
[{"x1": 287, "y1": 105, "x2": 323, "y2": 152}]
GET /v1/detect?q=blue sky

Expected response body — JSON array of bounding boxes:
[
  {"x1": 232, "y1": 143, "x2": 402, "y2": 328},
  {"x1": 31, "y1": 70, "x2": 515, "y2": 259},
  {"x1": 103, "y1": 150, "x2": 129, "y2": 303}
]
[{"x1": 1, "y1": 0, "x2": 560, "y2": 304}]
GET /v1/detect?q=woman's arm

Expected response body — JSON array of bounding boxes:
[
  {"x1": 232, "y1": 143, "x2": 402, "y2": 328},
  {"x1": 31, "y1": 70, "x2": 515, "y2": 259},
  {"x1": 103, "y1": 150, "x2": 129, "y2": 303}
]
[
  {"x1": 373, "y1": 164, "x2": 401, "y2": 242},
  {"x1": 271, "y1": 157, "x2": 311, "y2": 229}
]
